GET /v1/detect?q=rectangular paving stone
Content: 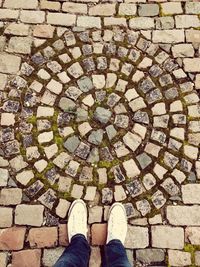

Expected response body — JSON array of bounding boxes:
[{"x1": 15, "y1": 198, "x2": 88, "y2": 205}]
[
  {"x1": 0, "y1": 9, "x2": 19, "y2": 20},
  {"x1": 129, "y1": 17, "x2": 154, "y2": 29},
  {"x1": 186, "y1": 29, "x2": 200, "y2": 43},
  {"x1": 0, "y1": 188, "x2": 22, "y2": 205},
  {"x1": 0, "y1": 53, "x2": 21, "y2": 74},
  {"x1": 4, "y1": 23, "x2": 30, "y2": 36},
  {"x1": 185, "y1": 227, "x2": 200, "y2": 245},
  {"x1": 42, "y1": 247, "x2": 65, "y2": 267},
  {"x1": 183, "y1": 58, "x2": 200, "y2": 72},
  {"x1": 0, "y1": 207, "x2": 13, "y2": 227},
  {"x1": 151, "y1": 226, "x2": 184, "y2": 249},
  {"x1": 15, "y1": 204, "x2": 44, "y2": 226},
  {"x1": 77, "y1": 16, "x2": 101, "y2": 28},
  {"x1": 167, "y1": 206, "x2": 200, "y2": 226},
  {"x1": 47, "y1": 12, "x2": 76, "y2": 26},
  {"x1": 104, "y1": 17, "x2": 127, "y2": 27},
  {"x1": 161, "y1": 2, "x2": 183, "y2": 15},
  {"x1": 138, "y1": 4, "x2": 159, "y2": 16},
  {"x1": 28, "y1": 227, "x2": 58, "y2": 248},
  {"x1": 12, "y1": 249, "x2": 41, "y2": 267},
  {"x1": 119, "y1": 3, "x2": 137, "y2": 15},
  {"x1": 0, "y1": 226, "x2": 26, "y2": 250},
  {"x1": 89, "y1": 4, "x2": 116, "y2": 16},
  {"x1": 136, "y1": 248, "x2": 165, "y2": 263},
  {"x1": 168, "y1": 250, "x2": 191, "y2": 266},
  {"x1": 153, "y1": 30, "x2": 184, "y2": 43},
  {"x1": 175, "y1": 15, "x2": 200, "y2": 28},
  {"x1": 185, "y1": 2, "x2": 200, "y2": 14},
  {"x1": 62, "y1": 2, "x2": 87, "y2": 14},
  {"x1": 8, "y1": 36, "x2": 32, "y2": 54},
  {"x1": 41, "y1": 0, "x2": 61, "y2": 11},
  {"x1": 125, "y1": 226, "x2": 149, "y2": 249},
  {"x1": 182, "y1": 184, "x2": 200, "y2": 204},
  {"x1": 20, "y1": 10, "x2": 45, "y2": 24},
  {"x1": 3, "y1": 0, "x2": 38, "y2": 9}
]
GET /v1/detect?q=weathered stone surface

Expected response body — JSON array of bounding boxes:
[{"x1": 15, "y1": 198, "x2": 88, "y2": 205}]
[
  {"x1": 20, "y1": 10, "x2": 45, "y2": 24},
  {"x1": 168, "y1": 250, "x2": 191, "y2": 266},
  {"x1": 0, "y1": 188, "x2": 22, "y2": 205},
  {"x1": 0, "y1": 227, "x2": 26, "y2": 250},
  {"x1": 0, "y1": 207, "x2": 13, "y2": 227},
  {"x1": 77, "y1": 16, "x2": 101, "y2": 28},
  {"x1": 153, "y1": 30, "x2": 184, "y2": 43},
  {"x1": 42, "y1": 247, "x2": 65, "y2": 267},
  {"x1": 12, "y1": 249, "x2": 41, "y2": 267},
  {"x1": 28, "y1": 227, "x2": 58, "y2": 248},
  {"x1": 15, "y1": 204, "x2": 44, "y2": 226},
  {"x1": 33, "y1": 24, "x2": 55, "y2": 38},
  {"x1": 125, "y1": 226, "x2": 149, "y2": 249},
  {"x1": 47, "y1": 13, "x2": 76, "y2": 26},
  {"x1": 151, "y1": 226, "x2": 184, "y2": 249},
  {"x1": 167, "y1": 206, "x2": 200, "y2": 226},
  {"x1": 136, "y1": 248, "x2": 165, "y2": 264},
  {"x1": 183, "y1": 58, "x2": 200, "y2": 72},
  {"x1": 91, "y1": 224, "x2": 107, "y2": 245},
  {"x1": 0, "y1": 53, "x2": 21, "y2": 74},
  {"x1": 4, "y1": 0, "x2": 38, "y2": 9},
  {"x1": 182, "y1": 184, "x2": 200, "y2": 204}
]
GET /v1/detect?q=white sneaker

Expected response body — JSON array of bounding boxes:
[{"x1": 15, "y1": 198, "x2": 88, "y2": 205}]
[
  {"x1": 68, "y1": 199, "x2": 88, "y2": 243},
  {"x1": 106, "y1": 202, "x2": 127, "y2": 245}
]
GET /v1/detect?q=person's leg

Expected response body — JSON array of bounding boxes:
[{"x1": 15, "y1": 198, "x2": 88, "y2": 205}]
[
  {"x1": 102, "y1": 203, "x2": 132, "y2": 267},
  {"x1": 53, "y1": 199, "x2": 90, "y2": 267},
  {"x1": 54, "y1": 234, "x2": 90, "y2": 267},
  {"x1": 102, "y1": 239, "x2": 131, "y2": 267}
]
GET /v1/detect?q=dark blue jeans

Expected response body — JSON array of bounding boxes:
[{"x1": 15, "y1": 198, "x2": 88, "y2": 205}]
[{"x1": 54, "y1": 234, "x2": 131, "y2": 267}]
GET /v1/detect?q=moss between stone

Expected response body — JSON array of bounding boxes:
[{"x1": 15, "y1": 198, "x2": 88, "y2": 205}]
[{"x1": 184, "y1": 243, "x2": 200, "y2": 267}]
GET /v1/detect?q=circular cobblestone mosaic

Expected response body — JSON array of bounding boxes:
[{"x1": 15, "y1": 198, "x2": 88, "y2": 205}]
[{"x1": 3, "y1": 29, "x2": 200, "y2": 218}]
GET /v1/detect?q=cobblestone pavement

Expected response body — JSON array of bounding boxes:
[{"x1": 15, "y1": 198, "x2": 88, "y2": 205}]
[{"x1": 0, "y1": 0, "x2": 200, "y2": 266}]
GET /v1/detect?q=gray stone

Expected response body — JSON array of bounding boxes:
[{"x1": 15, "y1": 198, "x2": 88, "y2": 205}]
[
  {"x1": 102, "y1": 188, "x2": 113, "y2": 204},
  {"x1": 106, "y1": 125, "x2": 117, "y2": 141},
  {"x1": 136, "y1": 199, "x2": 151, "y2": 216},
  {"x1": 136, "y1": 153, "x2": 152, "y2": 169},
  {"x1": 138, "y1": 4, "x2": 159, "y2": 16},
  {"x1": 123, "y1": 203, "x2": 140, "y2": 218},
  {"x1": 112, "y1": 165, "x2": 126, "y2": 183},
  {"x1": 107, "y1": 93, "x2": 120, "y2": 108},
  {"x1": 88, "y1": 129, "x2": 104, "y2": 145},
  {"x1": 77, "y1": 76, "x2": 93, "y2": 92},
  {"x1": 0, "y1": 53, "x2": 21, "y2": 74},
  {"x1": 64, "y1": 136, "x2": 80, "y2": 153},
  {"x1": 59, "y1": 97, "x2": 76, "y2": 112},
  {"x1": 82, "y1": 57, "x2": 95, "y2": 72},
  {"x1": 75, "y1": 142, "x2": 90, "y2": 159},
  {"x1": 152, "y1": 190, "x2": 166, "y2": 209},
  {"x1": 133, "y1": 111, "x2": 149, "y2": 125},
  {"x1": 114, "y1": 115, "x2": 129, "y2": 129},
  {"x1": 146, "y1": 89, "x2": 162, "y2": 104},
  {"x1": 126, "y1": 180, "x2": 145, "y2": 198},
  {"x1": 79, "y1": 166, "x2": 93, "y2": 182},
  {"x1": 161, "y1": 178, "x2": 180, "y2": 196},
  {"x1": 76, "y1": 108, "x2": 88, "y2": 122},
  {"x1": 38, "y1": 189, "x2": 57, "y2": 210},
  {"x1": 87, "y1": 148, "x2": 99, "y2": 163},
  {"x1": 94, "y1": 107, "x2": 112, "y2": 124}
]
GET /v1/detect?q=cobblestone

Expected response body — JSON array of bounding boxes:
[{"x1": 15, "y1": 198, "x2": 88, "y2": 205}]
[{"x1": 0, "y1": 5, "x2": 199, "y2": 266}]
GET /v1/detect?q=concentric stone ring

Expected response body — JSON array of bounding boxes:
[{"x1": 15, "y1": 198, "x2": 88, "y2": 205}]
[{"x1": 7, "y1": 28, "x2": 199, "y2": 218}]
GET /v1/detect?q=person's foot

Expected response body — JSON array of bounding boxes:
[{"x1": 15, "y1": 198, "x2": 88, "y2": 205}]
[
  {"x1": 68, "y1": 199, "x2": 88, "y2": 243},
  {"x1": 106, "y1": 202, "x2": 127, "y2": 245}
]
